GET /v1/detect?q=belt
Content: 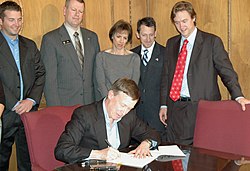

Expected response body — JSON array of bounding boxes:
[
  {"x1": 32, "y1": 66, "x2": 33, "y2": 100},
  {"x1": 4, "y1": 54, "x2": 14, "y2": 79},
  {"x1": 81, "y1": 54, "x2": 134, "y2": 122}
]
[{"x1": 177, "y1": 96, "x2": 191, "y2": 101}]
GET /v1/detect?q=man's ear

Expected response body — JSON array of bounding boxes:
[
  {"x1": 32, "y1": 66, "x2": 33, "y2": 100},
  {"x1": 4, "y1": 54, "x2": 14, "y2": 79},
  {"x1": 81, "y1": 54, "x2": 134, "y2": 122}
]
[
  {"x1": 154, "y1": 30, "x2": 157, "y2": 38},
  {"x1": 107, "y1": 90, "x2": 114, "y2": 99},
  {"x1": 136, "y1": 32, "x2": 140, "y2": 39}
]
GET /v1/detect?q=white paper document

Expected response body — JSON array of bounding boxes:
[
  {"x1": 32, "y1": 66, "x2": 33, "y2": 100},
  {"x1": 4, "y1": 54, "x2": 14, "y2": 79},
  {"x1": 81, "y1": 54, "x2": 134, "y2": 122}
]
[
  {"x1": 151, "y1": 145, "x2": 186, "y2": 157},
  {"x1": 107, "y1": 145, "x2": 186, "y2": 168},
  {"x1": 107, "y1": 152, "x2": 156, "y2": 168}
]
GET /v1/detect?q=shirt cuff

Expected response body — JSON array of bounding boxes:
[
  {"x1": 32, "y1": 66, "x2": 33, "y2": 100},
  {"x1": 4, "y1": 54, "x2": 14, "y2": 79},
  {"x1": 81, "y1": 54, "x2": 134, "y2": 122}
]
[
  {"x1": 235, "y1": 96, "x2": 244, "y2": 101},
  {"x1": 26, "y1": 98, "x2": 36, "y2": 106},
  {"x1": 12, "y1": 101, "x2": 20, "y2": 111}
]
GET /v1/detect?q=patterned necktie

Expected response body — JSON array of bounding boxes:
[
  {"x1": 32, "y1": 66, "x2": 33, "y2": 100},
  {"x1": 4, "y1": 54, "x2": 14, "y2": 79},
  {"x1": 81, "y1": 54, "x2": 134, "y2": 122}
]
[
  {"x1": 142, "y1": 49, "x2": 149, "y2": 66},
  {"x1": 169, "y1": 39, "x2": 188, "y2": 101},
  {"x1": 73, "y1": 32, "x2": 84, "y2": 69},
  {"x1": 172, "y1": 159, "x2": 184, "y2": 171}
]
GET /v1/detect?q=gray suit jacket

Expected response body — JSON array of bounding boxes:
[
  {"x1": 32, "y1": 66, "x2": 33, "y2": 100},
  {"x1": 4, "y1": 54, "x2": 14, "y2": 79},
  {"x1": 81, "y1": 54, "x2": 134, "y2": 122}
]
[
  {"x1": 131, "y1": 42, "x2": 166, "y2": 133},
  {"x1": 41, "y1": 25, "x2": 100, "y2": 106},
  {"x1": 55, "y1": 100, "x2": 161, "y2": 164}
]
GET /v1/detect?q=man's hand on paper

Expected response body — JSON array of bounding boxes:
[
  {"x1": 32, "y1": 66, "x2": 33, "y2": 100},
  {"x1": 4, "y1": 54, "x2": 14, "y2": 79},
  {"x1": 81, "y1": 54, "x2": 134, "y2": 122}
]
[
  {"x1": 89, "y1": 147, "x2": 120, "y2": 160},
  {"x1": 128, "y1": 140, "x2": 151, "y2": 158}
]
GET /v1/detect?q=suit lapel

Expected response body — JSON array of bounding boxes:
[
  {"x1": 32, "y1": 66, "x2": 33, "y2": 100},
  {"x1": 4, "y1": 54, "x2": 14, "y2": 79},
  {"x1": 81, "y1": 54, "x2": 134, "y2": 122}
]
[
  {"x1": 94, "y1": 101, "x2": 108, "y2": 149},
  {"x1": 59, "y1": 25, "x2": 83, "y2": 75},
  {"x1": 189, "y1": 30, "x2": 203, "y2": 68},
  {"x1": 0, "y1": 33, "x2": 18, "y2": 71},
  {"x1": 141, "y1": 44, "x2": 160, "y2": 84},
  {"x1": 80, "y1": 28, "x2": 89, "y2": 80},
  {"x1": 173, "y1": 37, "x2": 182, "y2": 65},
  {"x1": 19, "y1": 36, "x2": 28, "y2": 68},
  {"x1": 148, "y1": 43, "x2": 161, "y2": 67},
  {"x1": 117, "y1": 120, "x2": 129, "y2": 149}
]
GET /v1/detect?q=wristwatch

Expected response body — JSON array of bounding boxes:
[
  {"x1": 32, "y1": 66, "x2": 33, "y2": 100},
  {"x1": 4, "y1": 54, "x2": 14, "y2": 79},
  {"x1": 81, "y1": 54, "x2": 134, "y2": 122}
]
[{"x1": 145, "y1": 139, "x2": 153, "y2": 149}]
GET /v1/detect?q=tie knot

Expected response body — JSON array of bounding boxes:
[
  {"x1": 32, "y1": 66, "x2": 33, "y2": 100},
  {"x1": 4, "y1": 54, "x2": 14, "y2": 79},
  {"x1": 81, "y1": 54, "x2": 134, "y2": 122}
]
[
  {"x1": 73, "y1": 32, "x2": 79, "y2": 37},
  {"x1": 144, "y1": 49, "x2": 149, "y2": 54},
  {"x1": 183, "y1": 39, "x2": 188, "y2": 45}
]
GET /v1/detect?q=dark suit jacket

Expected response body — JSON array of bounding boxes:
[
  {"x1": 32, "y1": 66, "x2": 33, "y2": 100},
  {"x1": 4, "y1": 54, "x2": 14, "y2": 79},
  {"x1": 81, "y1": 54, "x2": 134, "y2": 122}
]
[
  {"x1": 0, "y1": 79, "x2": 5, "y2": 105},
  {"x1": 55, "y1": 100, "x2": 161, "y2": 164},
  {"x1": 131, "y1": 42, "x2": 165, "y2": 132},
  {"x1": 0, "y1": 32, "x2": 45, "y2": 112},
  {"x1": 41, "y1": 25, "x2": 100, "y2": 106},
  {"x1": 160, "y1": 29, "x2": 243, "y2": 144},
  {"x1": 161, "y1": 29, "x2": 243, "y2": 106}
]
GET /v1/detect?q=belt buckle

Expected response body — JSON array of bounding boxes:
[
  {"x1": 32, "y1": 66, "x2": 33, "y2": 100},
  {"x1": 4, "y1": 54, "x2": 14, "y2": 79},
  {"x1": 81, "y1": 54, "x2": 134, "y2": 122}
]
[{"x1": 180, "y1": 97, "x2": 190, "y2": 101}]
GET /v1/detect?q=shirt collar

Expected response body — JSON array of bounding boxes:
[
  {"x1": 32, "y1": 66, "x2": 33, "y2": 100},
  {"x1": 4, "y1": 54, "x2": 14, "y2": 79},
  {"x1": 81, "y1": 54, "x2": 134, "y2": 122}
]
[
  {"x1": 141, "y1": 41, "x2": 155, "y2": 54},
  {"x1": 1, "y1": 31, "x2": 19, "y2": 45},
  {"x1": 64, "y1": 22, "x2": 81, "y2": 37},
  {"x1": 181, "y1": 27, "x2": 197, "y2": 46},
  {"x1": 102, "y1": 98, "x2": 121, "y2": 125}
]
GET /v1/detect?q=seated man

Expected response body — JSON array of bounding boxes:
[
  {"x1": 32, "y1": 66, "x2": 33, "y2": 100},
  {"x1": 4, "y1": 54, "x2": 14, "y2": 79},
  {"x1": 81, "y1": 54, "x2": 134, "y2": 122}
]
[{"x1": 55, "y1": 78, "x2": 161, "y2": 164}]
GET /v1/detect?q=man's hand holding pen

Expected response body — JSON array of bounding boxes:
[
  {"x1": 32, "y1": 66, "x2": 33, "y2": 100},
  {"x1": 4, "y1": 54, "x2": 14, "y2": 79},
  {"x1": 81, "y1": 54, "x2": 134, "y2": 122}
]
[
  {"x1": 89, "y1": 147, "x2": 120, "y2": 161},
  {"x1": 89, "y1": 139, "x2": 120, "y2": 160}
]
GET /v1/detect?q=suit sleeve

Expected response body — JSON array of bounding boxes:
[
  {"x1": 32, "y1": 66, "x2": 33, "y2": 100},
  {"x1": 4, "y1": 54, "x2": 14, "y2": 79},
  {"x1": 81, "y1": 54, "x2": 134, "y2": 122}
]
[
  {"x1": 160, "y1": 41, "x2": 170, "y2": 105},
  {"x1": 54, "y1": 108, "x2": 93, "y2": 163},
  {"x1": 131, "y1": 53, "x2": 141, "y2": 84},
  {"x1": 130, "y1": 111, "x2": 161, "y2": 144},
  {"x1": 0, "y1": 79, "x2": 5, "y2": 105},
  {"x1": 26, "y1": 43, "x2": 45, "y2": 104},
  {"x1": 95, "y1": 52, "x2": 109, "y2": 99},
  {"x1": 40, "y1": 35, "x2": 61, "y2": 106},
  {"x1": 212, "y1": 36, "x2": 243, "y2": 99}
]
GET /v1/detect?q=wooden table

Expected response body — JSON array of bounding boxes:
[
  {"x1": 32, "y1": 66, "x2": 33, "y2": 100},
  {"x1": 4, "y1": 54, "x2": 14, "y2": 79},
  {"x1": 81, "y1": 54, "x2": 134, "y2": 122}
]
[{"x1": 54, "y1": 145, "x2": 250, "y2": 171}]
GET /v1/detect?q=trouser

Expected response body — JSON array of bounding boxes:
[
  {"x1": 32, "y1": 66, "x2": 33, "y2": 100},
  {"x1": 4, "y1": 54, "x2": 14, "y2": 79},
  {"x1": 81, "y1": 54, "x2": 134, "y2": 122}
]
[
  {"x1": 0, "y1": 110, "x2": 31, "y2": 171},
  {"x1": 165, "y1": 101, "x2": 198, "y2": 145}
]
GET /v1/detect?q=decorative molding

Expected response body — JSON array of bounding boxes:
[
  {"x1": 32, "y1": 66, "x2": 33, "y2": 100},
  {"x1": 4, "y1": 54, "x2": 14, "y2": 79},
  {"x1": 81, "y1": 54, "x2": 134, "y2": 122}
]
[
  {"x1": 128, "y1": 0, "x2": 132, "y2": 48},
  {"x1": 110, "y1": 0, "x2": 114, "y2": 25},
  {"x1": 146, "y1": 0, "x2": 150, "y2": 16},
  {"x1": 227, "y1": 0, "x2": 231, "y2": 99}
]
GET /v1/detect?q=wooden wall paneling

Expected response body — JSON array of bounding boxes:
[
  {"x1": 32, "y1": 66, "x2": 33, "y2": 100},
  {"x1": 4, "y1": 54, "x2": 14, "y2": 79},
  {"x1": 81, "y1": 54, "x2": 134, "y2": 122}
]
[
  {"x1": 150, "y1": 0, "x2": 229, "y2": 99},
  {"x1": 113, "y1": 0, "x2": 130, "y2": 22},
  {"x1": 113, "y1": 0, "x2": 133, "y2": 49},
  {"x1": 85, "y1": 0, "x2": 112, "y2": 50},
  {"x1": 149, "y1": 0, "x2": 178, "y2": 46},
  {"x1": 191, "y1": 0, "x2": 229, "y2": 99},
  {"x1": 130, "y1": 0, "x2": 147, "y2": 48},
  {"x1": 231, "y1": 0, "x2": 250, "y2": 98},
  {"x1": 22, "y1": 0, "x2": 65, "y2": 47}
]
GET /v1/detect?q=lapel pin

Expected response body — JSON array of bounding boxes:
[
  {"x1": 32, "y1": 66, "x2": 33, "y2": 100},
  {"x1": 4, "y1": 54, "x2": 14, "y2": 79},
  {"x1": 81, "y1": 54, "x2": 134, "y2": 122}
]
[
  {"x1": 155, "y1": 58, "x2": 159, "y2": 61},
  {"x1": 62, "y1": 40, "x2": 71, "y2": 45}
]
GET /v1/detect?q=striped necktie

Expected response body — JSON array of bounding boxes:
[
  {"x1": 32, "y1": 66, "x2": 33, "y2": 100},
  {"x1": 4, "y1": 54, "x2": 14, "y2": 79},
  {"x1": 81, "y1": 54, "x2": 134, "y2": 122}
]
[
  {"x1": 142, "y1": 49, "x2": 149, "y2": 66},
  {"x1": 73, "y1": 32, "x2": 84, "y2": 69}
]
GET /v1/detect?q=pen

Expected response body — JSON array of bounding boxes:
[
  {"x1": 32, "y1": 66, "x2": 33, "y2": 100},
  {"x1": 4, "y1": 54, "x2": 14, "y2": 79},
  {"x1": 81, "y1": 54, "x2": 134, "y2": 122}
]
[{"x1": 105, "y1": 139, "x2": 113, "y2": 148}]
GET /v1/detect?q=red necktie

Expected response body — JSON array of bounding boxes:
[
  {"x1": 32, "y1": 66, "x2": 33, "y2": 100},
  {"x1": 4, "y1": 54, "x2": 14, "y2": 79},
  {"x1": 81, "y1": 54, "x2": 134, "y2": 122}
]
[
  {"x1": 172, "y1": 159, "x2": 184, "y2": 171},
  {"x1": 169, "y1": 39, "x2": 188, "y2": 101}
]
